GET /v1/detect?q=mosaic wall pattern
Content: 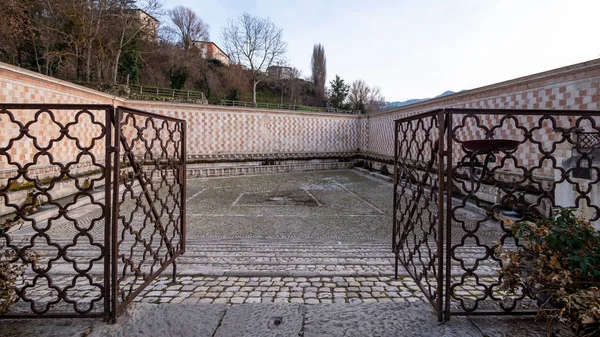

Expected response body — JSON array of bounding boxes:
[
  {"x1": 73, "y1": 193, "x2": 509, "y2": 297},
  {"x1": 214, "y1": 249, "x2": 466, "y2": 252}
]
[
  {"x1": 127, "y1": 103, "x2": 361, "y2": 155},
  {"x1": 366, "y1": 74, "x2": 600, "y2": 160},
  {"x1": 2, "y1": 59, "x2": 600, "y2": 181}
]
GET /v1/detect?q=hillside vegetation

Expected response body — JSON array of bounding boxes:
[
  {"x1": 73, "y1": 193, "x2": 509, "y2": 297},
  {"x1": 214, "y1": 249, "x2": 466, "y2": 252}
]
[{"x1": 0, "y1": 1, "x2": 385, "y2": 112}]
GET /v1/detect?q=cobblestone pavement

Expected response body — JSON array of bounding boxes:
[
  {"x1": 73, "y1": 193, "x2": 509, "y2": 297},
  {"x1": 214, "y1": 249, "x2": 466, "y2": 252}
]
[
  {"x1": 130, "y1": 273, "x2": 530, "y2": 313},
  {"x1": 134, "y1": 275, "x2": 429, "y2": 305},
  {"x1": 5, "y1": 170, "x2": 517, "y2": 316}
]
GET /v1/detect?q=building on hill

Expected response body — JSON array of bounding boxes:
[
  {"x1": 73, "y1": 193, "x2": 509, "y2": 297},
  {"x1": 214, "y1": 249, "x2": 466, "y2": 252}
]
[
  {"x1": 267, "y1": 66, "x2": 294, "y2": 79},
  {"x1": 194, "y1": 41, "x2": 231, "y2": 66},
  {"x1": 132, "y1": 8, "x2": 159, "y2": 40}
]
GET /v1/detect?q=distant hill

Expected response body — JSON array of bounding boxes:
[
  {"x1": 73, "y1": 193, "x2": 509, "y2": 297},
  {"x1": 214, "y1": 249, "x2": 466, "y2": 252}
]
[{"x1": 387, "y1": 90, "x2": 458, "y2": 109}]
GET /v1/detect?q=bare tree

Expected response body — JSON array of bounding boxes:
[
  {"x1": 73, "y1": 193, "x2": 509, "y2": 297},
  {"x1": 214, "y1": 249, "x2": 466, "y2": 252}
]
[
  {"x1": 222, "y1": 12, "x2": 287, "y2": 105},
  {"x1": 109, "y1": 0, "x2": 162, "y2": 83},
  {"x1": 169, "y1": 6, "x2": 209, "y2": 50},
  {"x1": 79, "y1": 0, "x2": 120, "y2": 82},
  {"x1": 347, "y1": 80, "x2": 385, "y2": 113},
  {"x1": 311, "y1": 44, "x2": 326, "y2": 105},
  {"x1": 0, "y1": 0, "x2": 32, "y2": 67},
  {"x1": 366, "y1": 86, "x2": 386, "y2": 112},
  {"x1": 348, "y1": 79, "x2": 370, "y2": 113},
  {"x1": 37, "y1": 0, "x2": 118, "y2": 81}
]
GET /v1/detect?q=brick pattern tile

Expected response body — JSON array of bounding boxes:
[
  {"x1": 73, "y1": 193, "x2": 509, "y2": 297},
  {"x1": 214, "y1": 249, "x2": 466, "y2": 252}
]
[
  {"x1": 2, "y1": 61, "x2": 600, "y2": 177},
  {"x1": 126, "y1": 104, "x2": 361, "y2": 155},
  {"x1": 369, "y1": 78, "x2": 600, "y2": 160}
]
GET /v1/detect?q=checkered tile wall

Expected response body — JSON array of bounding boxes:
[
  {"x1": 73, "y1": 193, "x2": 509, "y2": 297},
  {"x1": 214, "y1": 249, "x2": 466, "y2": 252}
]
[
  {"x1": 366, "y1": 72, "x2": 600, "y2": 159},
  {"x1": 2, "y1": 60, "x2": 600, "y2": 177}
]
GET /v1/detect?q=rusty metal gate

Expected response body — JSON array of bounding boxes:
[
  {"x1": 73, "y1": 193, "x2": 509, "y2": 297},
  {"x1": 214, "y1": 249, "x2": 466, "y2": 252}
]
[
  {"x1": 393, "y1": 107, "x2": 600, "y2": 321},
  {"x1": 0, "y1": 104, "x2": 185, "y2": 322},
  {"x1": 393, "y1": 109, "x2": 446, "y2": 320},
  {"x1": 111, "y1": 106, "x2": 186, "y2": 320}
]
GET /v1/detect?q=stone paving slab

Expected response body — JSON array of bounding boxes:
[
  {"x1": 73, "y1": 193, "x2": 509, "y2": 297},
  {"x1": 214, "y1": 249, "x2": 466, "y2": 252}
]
[
  {"x1": 0, "y1": 303, "x2": 227, "y2": 337},
  {"x1": 303, "y1": 302, "x2": 481, "y2": 337},
  {"x1": 90, "y1": 303, "x2": 227, "y2": 337},
  {"x1": 0, "y1": 318, "x2": 97, "y2": 337},
  {"x1": 467, "y1": 316, "x2": 574, "y2": 337},
  {"x1": 0, "y1": 302, "x2": 573, "y2": 337},
  {"x1": 184, "y1": 170, "x2": 394, "y2": 240},
  {"x1": 215, "y1": 303, "x2": 305, "y2": 337}
]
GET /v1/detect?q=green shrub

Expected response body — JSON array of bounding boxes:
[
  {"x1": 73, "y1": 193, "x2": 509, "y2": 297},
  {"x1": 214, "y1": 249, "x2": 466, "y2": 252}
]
[{"x1": 497, "y1": 208, "x2": 600, "y2": 336}]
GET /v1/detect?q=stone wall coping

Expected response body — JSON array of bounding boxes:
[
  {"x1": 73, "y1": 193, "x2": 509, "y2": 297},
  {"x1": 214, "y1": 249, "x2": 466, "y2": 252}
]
[
  {"x1": 126, "y1": 100, "x2": 363, "y2": 118},
  {"x1": 3, "y1": 57, "x2": 599, "y2": 120},
  {"x1": 0, "y1": 61, "x2": 360, "y2": 119},
  {"x1": 369, "y1": 57, "x2": 600, "y2": 118}
]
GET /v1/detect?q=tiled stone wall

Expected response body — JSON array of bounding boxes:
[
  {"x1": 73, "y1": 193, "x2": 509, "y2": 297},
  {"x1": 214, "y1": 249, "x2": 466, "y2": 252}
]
[
  {"x1": 0, "y1": 63, "x2": 361, "y2": 163},
  {"x1": 2, "y1": 59, "x2": 600, "y2": 171},
  {"x1": 0, "y1": 64, "x2": 121, "y2": 104},
  {"x1": 124, "y1": 101, "x2": 360, "y2": 156},
  {"x1": 364, "y1": 59, "x2": 600, "y2": 160}
]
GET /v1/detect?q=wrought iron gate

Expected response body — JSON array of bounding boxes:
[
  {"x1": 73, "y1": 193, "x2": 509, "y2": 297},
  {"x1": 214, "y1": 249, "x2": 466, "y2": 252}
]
[
  {"x1": 0, "y1": 104, "x2": 186, "y2": 322},
  {"x1": 393, "y1": 109, "x2": 446, "y2": 320},
  {"x1": 393, "y1": 107, "x2": 600, "y2": 321},
  {"x1": 111, "y1": 106, "x2": 186, "y2": 320}
]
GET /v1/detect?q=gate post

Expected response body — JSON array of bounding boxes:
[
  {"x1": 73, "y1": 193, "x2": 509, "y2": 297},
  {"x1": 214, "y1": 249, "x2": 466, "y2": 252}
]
[
  {"x1": 435, "y1": 109, "x2": 447, "y2": 322},
  {"x1": 109, "y1": 107, "x2": 122, "y2": 323},
  {"x1": 443, "y1": 110, "x2": 454, "y2": 322},
  {"x1": 393, "y1": 120, "x2": 399, "y2": 279},
  {"x1": 104, "y1": 106, "x2": 115, "y2": 322}
]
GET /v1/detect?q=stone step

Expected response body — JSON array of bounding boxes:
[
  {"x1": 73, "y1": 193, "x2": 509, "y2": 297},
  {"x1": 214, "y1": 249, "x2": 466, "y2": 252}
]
[
  {"x1": 176, "y1": 258, "x2": 393, "y2": 265},
  {"x1": 16, "y1": 236, "x2": 501, "y2": 278},
  {"x1": 25, "y1": 242, "x2": 501, "y2": 278}
]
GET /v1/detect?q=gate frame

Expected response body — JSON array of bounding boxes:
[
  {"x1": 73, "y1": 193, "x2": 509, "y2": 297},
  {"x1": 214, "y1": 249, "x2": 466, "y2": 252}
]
[
  {"x1": 110, "y1": 106, "x2": 186, "y2": 321},
  {"x1": 0, "y1": 104, "x2": 114, "y2": 320},
  {"x1": 392, "y1": 109, "x2": 447, "y2": 321},
  {"x1": 0, "y1": 104, "x2": 186, "y2": 322},
  {"x1": 393, "y1": 107, "x2": 600, "y2": 321}
]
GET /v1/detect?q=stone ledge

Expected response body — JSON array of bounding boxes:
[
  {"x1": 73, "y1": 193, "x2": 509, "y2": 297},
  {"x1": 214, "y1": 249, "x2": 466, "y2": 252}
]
[
  {"x1": 186, "y1": 151, "x2": 358, "y2": 164},
  {"x1": 188, "y1": 162, "x2": 354, "y2": 178},
  {"x1": 353, "y1": 167, "x2": 393, "y2": 183},
  {"x1": 355, "y1": 152, "x2": 394, "y2": 165}
]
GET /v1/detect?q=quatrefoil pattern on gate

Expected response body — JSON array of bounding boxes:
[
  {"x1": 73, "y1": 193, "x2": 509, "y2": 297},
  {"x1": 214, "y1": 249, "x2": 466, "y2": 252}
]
[{"x1": 114, "y1": 107, "x2": 185, "y2": 314}]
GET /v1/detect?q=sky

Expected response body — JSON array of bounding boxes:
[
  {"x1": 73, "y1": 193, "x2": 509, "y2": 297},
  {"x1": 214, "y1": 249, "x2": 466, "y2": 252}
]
[{"x1": 160, "y1": 0, "x2": 600, "y2": 102}]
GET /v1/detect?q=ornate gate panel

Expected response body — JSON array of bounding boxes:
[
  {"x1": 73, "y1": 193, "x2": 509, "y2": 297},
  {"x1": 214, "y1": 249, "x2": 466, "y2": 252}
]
[
  {"x1": 393, "y1": 109, "x2": 446, "y2": 321},
  {"x1": 0, "y1": 104, "x2": 186, "y2": 321},
  {"x1": 0, "y1": 104, "x2": 113, "y2": 319},
  {"x1": 111, "y1": 106, "x2": 186, "y2": 320},
  {"x1": 394, "y1": 107, "x2": 600, "y2": 321}
]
